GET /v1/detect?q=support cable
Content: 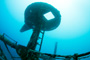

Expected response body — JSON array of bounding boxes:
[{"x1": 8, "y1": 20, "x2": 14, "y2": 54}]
[
  {"x1": 3, "y1": 33, "x2": 17, "y2": 44},
  {"x1": 0, "y1": 45, "x2": 7, "y2": 60},
  {"x1": 3, "y1": 34, "x2": 15, "y2": 60},
  {"x1": 4, "y1": 43, "x2": 14, "y2": 60}
]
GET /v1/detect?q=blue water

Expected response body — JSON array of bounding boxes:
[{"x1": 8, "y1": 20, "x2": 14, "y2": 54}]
[{"x1": 0, "y1": 0, "x2": 90, "y2": 60}]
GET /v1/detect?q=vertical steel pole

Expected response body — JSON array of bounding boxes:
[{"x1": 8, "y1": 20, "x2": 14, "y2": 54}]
[
  {"x1": 27, "y1": 24, "x2": 42, "y2": 50},
  {"x1": 54, "y1": 42, "x2": 58, "y2": 55}
]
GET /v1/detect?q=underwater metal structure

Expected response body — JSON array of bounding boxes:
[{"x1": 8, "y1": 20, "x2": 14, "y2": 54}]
[{"x1": 0, "y1": 2, "x2": 90, "y2": 60}]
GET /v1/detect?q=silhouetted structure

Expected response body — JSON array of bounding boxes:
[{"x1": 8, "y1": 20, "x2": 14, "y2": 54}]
[{"x1": 0, "y1": 2, "x2": 90, "y2": 60}]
